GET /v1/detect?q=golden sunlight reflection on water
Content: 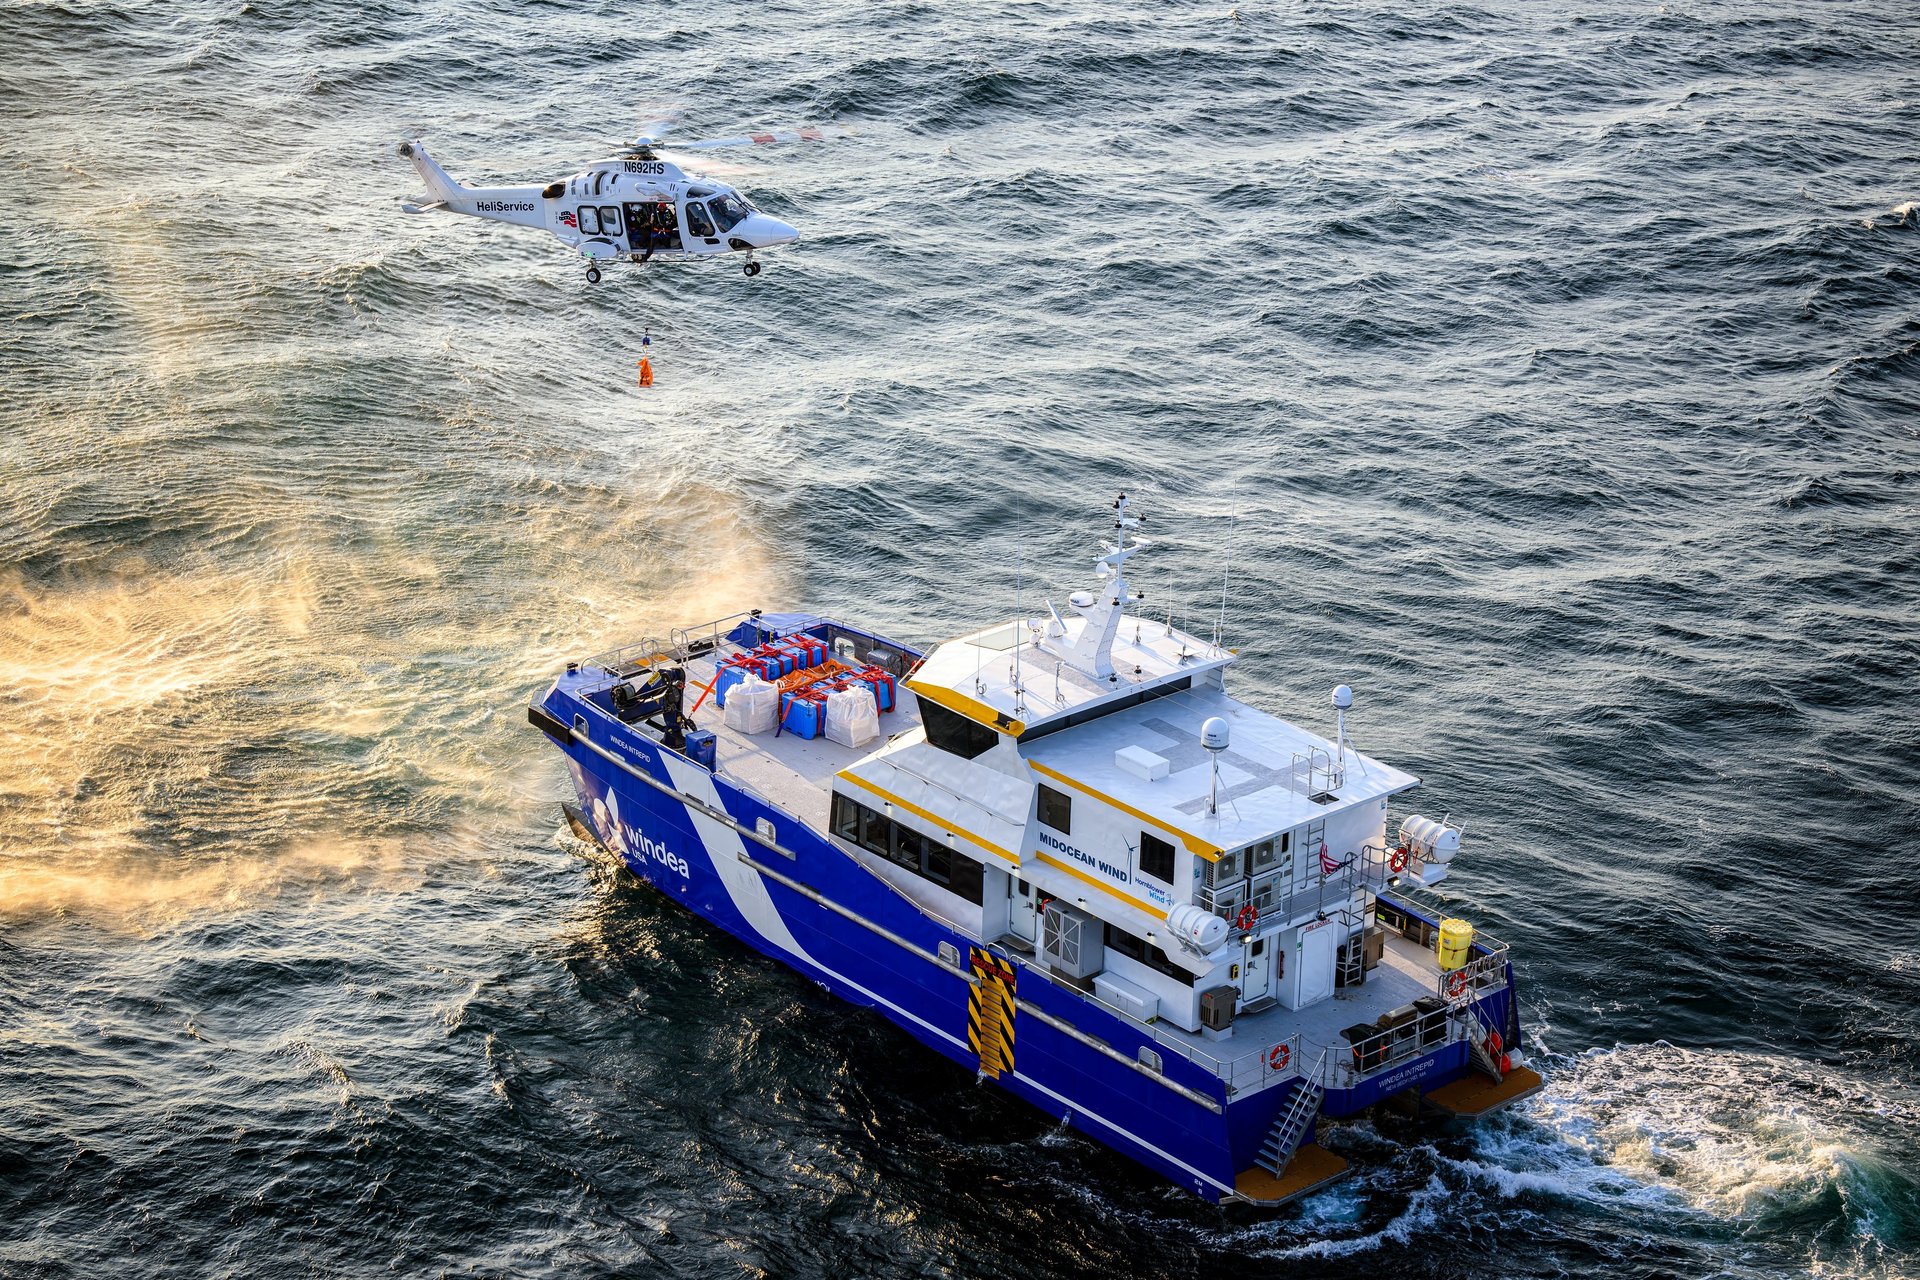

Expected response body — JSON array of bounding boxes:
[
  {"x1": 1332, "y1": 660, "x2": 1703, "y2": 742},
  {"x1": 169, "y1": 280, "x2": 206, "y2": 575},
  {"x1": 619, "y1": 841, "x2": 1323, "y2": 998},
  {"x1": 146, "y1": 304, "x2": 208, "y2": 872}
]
[{"x1": 0, "y1": 472, "x2": 781, "y2": 928}]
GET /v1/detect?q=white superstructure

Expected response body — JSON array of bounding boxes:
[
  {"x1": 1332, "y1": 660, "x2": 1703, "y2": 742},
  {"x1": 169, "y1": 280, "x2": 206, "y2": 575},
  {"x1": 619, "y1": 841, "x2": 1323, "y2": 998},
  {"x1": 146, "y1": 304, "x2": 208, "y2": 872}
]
[{"x1": 831, "y1": 495, "x2": 1445, "y2": 1036}]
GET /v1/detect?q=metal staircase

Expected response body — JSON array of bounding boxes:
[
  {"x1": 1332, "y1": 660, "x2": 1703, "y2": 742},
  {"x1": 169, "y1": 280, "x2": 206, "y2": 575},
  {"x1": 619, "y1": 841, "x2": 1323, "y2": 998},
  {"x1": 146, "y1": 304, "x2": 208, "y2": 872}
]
[
  {"x1": 1458, "y1": 996, "x2": 1506, "y2": 1083},
  {"x1": 1254, "y1": 1050, "x2": 1327, "y2": 1175}
]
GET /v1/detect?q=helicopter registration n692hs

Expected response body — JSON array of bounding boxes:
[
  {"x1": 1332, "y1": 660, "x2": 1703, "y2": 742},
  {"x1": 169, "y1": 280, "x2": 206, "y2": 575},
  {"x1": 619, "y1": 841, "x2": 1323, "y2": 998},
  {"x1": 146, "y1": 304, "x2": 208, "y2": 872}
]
[{"x1": 398, "y1": 125, "x2": 839, "y2": 283}]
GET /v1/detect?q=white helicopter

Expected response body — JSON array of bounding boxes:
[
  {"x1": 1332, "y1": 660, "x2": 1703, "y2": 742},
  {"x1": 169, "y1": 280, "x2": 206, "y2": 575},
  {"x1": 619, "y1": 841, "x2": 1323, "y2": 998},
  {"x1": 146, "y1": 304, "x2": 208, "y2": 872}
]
[{"x1": 398, "y1": 122, "x2": 840, "y2": 282}]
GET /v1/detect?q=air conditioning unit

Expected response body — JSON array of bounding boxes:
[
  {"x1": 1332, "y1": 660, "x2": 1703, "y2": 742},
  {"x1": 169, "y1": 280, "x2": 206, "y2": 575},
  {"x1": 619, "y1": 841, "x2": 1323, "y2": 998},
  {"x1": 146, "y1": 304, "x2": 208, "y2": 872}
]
[
  {"x1": 1249, "y1": 834, "x2": 1292, "y2": 874},
  {"x1": 1040, "y1": 901, "x2": 1105, "y2": 979},
  {"x1": 1202, "y1": 846, "x2": 1246, "y2": 887},
  {"x1": 1197, "y1": 880, "x2": 1249, "y2": 922},
  {"x1": 1248, "y1": 867, "x2": 1290, "y2": 919}
]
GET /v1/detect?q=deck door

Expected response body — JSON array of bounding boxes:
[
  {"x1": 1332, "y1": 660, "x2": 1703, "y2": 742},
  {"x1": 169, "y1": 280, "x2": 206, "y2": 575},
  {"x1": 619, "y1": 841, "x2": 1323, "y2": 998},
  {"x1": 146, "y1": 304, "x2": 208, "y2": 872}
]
[
  {"x1": 1240, "y1": 934, "x2": 1274, "y2": 1003},
  {"x1": 1008, "y1": 877, "x2": 1037, "y2": 945},
  {"x1": 1298, "y1": 920, "x2": 1336, "y2": 1006}
]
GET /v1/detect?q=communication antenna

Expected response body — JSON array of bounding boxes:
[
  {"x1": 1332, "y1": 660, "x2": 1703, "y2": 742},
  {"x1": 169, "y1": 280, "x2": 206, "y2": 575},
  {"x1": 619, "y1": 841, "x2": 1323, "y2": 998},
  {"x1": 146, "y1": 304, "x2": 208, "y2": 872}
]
[
  {"x1": 1214, "y1": 507, "x2": 1237, "y2": 650},
  {"x1": 1332, "y1": 684, "x2": 1353, "y2": 769},
  {"x1": 1202, "y1": 716, "x2": 1230, "y2": 817},
  {"x1": 1012, "y1": 550, "x2": 1025, "y2": 705}
]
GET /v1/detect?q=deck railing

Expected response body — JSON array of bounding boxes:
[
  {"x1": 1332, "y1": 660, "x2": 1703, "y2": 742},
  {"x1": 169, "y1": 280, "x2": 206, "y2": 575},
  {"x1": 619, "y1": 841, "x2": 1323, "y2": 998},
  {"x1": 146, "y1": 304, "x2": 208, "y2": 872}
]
[{"x1": 1063, "y1": 982, "x2": 1303, "y2": 1095}]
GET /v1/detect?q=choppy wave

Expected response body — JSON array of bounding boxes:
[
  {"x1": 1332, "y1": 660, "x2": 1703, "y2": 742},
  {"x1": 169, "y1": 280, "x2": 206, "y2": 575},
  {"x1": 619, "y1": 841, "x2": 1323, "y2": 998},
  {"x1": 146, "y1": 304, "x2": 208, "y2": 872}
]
[{"x1": 3, "y1": 0, "x2": 1918, "y2": 1276}]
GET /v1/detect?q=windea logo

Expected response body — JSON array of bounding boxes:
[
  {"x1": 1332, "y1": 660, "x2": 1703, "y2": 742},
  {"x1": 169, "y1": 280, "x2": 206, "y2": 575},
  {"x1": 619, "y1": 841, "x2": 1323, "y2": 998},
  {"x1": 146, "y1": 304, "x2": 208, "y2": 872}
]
[
  {"x1": 631, "y1": 830, "x2": 691, "y2": 880},
  {"x1": 1038, "y1": 830, "x2": 1128, "y2": 885}
]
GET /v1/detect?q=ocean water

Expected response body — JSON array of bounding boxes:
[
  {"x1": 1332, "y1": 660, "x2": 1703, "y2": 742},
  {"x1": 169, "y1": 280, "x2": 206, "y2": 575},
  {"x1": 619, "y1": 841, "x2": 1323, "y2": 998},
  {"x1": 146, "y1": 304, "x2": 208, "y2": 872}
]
[{"x1": 3, "y1": 0, "x2": 1917, "y2": 1275}]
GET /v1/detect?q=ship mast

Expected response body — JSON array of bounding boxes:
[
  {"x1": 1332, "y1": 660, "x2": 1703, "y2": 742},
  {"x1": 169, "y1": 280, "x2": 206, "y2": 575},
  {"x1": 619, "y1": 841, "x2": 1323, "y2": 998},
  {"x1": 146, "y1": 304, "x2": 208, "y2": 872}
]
[{"x1": 1043, "y1": 492, "x2": 1145, "y2": 683}]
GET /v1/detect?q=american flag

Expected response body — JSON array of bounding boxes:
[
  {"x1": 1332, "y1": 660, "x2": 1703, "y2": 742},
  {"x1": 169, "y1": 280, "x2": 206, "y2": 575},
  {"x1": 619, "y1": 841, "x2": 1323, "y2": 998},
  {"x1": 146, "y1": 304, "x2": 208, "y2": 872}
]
[
  {"x1": 1319, "y1": 842, "x2": 1341, "y2": 875},
  {"x1": 559, "y1": 211, "x2": 577, "y2": 228}
]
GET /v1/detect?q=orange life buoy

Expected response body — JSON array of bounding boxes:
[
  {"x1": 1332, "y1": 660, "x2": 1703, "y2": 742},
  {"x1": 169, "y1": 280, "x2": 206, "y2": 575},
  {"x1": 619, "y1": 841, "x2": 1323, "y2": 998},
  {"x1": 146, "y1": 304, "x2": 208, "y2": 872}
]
[
  {"x1": 1447, "y1": 969, "x2": 1469, "y2": 999},
  {"x1": 1389, "y1": 845, "x2": 1410, "y2": 873},
  {"x1": 1233, "y1": 903, "x2": 1259, "y2": 933},
  {"x1": 1267, "y1": 1043, "x2": 1290, "y2": 1072}
]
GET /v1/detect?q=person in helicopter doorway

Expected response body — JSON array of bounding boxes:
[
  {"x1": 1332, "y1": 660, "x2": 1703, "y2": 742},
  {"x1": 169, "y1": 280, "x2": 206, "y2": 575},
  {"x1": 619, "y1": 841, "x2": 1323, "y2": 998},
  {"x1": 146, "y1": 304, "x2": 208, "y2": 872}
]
[{"x1": 647, "y1": 201, "x2": 679, "y2": 257}]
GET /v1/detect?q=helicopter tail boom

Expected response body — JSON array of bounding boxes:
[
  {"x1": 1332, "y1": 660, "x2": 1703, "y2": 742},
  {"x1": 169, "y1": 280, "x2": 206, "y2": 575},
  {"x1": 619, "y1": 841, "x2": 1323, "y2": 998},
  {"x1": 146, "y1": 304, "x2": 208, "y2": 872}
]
[{"x1": 397, "y1": 139, "x2": 546, "y2": 228}]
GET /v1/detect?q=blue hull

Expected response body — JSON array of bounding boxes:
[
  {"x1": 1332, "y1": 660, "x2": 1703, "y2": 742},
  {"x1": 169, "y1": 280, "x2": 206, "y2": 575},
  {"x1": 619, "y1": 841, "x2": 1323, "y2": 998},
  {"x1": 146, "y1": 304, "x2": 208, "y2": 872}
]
[{"x1": 535, "y1": 672, "x2": 1512, "y2": 1202}]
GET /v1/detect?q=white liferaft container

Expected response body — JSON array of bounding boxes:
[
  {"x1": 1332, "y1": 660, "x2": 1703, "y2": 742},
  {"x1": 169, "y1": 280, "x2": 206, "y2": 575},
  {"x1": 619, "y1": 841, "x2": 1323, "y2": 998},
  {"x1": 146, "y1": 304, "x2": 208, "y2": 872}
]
[
  {"x1": 1398, "y1": 814, "x2": 1462, "y2": 863},
  {"x1": 1166, "y1": 902, "x2": 1229, "y2": 953},
  {"x1": 724, "y1": 675, "x2": 780, "y2": 735},
  {"x1": 823, "y1": 685, "x2": 880, "y2": 748}
]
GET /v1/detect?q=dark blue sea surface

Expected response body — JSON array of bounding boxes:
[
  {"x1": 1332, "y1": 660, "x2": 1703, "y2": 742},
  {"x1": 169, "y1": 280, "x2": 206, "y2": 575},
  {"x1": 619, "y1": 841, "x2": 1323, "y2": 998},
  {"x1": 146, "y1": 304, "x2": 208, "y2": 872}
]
[{"x1": 2, "y1": 1, "x2": 1917, "y2": 1275}]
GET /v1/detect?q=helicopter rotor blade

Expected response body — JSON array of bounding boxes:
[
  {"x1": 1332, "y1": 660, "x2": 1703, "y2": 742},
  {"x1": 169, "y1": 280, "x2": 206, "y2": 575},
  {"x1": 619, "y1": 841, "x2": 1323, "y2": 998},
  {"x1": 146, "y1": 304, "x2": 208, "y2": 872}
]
[
  {"x1": 664, "y1": 125, "x2": 854, "y2": 152},
  {"x1": 625, "y1": 106, "x2": 685, "y2": 150}
]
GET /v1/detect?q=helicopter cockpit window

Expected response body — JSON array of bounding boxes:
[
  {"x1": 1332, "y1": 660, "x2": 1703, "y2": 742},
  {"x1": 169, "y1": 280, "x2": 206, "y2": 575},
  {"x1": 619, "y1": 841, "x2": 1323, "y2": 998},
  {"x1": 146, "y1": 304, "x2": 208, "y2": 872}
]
[
  {"x1": 709, "y1": 194, "x2": 750, "y2": 233},
  {"x1": 684, "y1": 201, "x2": 716, "y2": 238},
  {"x1": 577, "y1": 206, "x2": 601, "y2": 235},
  {"x1": 598, "y1": 206, "x2": 621, "y2": 234}
]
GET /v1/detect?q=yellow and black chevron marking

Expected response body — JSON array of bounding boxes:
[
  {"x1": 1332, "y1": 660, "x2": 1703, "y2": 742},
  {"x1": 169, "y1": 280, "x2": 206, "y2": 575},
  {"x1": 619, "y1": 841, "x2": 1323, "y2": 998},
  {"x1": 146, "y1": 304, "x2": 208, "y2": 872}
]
[{"x1": 966, "y1": 948, "x2": 1018, "y2": 1079}]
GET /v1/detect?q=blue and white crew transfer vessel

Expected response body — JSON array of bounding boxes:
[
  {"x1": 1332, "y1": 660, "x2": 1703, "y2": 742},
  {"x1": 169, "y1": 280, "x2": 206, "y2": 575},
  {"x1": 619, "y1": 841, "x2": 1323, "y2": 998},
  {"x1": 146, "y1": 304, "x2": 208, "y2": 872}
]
[{"x1": 528, "y1": 493, "x2": 1544, "y2": 1204}]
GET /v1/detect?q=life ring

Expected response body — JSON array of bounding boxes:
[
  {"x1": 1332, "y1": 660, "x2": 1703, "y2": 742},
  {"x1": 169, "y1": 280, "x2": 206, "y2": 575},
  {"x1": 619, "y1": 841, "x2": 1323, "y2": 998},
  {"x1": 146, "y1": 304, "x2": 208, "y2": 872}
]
[
  {"x1": 1233, "y1": 903, "x2": 1260, "y2": 933},
  {"x1": 1446, "y1": 969, "x2": 1469, "y2": 999},
  {"x1": 1389, "y1": 845, "x2": 1410, "y2": 873},
  {"x1": 1267, "y1": 1043, "x2": 1290, "y2": 1072}
]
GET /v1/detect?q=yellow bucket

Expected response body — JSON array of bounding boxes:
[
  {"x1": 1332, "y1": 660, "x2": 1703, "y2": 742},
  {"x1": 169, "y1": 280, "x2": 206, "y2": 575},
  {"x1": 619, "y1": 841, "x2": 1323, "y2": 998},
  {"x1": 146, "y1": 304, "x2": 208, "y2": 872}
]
[{"x1": 1437, "y1": 918, "x2": 1474, "y2": 971}]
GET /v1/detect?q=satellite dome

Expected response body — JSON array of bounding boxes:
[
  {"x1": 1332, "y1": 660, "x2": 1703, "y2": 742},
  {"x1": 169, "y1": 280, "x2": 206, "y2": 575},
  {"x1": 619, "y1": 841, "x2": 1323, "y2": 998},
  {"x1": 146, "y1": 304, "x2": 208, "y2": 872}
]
[
  {"x1": 1201, "y1": 717, "x2": 1230, "y2": 751},
  {"x1": 1332, "y1": 684, "x2": 1353, "y2": 710}
]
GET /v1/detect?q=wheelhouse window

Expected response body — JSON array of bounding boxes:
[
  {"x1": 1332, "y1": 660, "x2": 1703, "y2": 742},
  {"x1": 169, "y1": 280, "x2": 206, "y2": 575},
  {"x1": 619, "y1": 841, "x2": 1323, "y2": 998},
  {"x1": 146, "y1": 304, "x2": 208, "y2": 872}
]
[
  {"x1": 1037, "y1": 784, "x2": 1071, "y2": 833},
  {"x1": 857, "y1": 805, "x2": 890, "y2": 857},
  {"x1": 577, "y1": 206, "x2": 601, "y2": 235},
  {"x1": 828, "y1": 793, "x2": 983, "y2": 905},
  {"x1": 920, "y1": 700, "x2": 998, "y2": 760},
  {"x1": 832, "y1": 795, "x2": 859, "y2": 843},
  {"x1": 1105, "y1": 925, "x2": 1188, "y2": 980},
  {"x1": 1139, "y1": 831, "x2": 1175, "y2": 883},
  {"x1": 598, "y1": 205, "x2": 621, "y2": 234},
  {"x1": 684, "y1": 201, "x2": 716, "y2": 238}
]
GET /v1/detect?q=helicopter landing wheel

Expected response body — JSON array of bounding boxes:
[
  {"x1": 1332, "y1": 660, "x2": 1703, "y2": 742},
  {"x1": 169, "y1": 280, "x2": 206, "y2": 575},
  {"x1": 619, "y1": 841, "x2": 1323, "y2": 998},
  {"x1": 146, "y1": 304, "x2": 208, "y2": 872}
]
[
  {"x1": 585, "y1": 266, "x2": 601, "y2": 285},
  {"x1": 743, "y1": 260, "x2": 762, "y2": 278}
]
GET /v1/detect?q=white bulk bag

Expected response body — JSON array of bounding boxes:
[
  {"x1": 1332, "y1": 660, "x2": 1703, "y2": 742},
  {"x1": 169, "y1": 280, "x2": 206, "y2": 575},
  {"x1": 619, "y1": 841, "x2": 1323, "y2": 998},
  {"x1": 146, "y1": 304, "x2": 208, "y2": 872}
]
[
  {"x1": 724, "y1": 675, "x2": 779, "y2": 735},
  {"x1": 823, "y1": 684, "x2": 880, "y2": 748}
]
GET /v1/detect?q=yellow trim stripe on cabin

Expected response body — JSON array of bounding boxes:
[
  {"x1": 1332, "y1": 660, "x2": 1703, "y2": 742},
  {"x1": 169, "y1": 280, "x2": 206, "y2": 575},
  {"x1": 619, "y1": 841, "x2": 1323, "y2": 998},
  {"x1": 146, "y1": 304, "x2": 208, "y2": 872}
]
[
  {"x1": 903, "y1": 679, "x2": 1026, "y2": 737},
  {"x1": 1032, "y1": 852, "x2": 1170, "y2": 921},
  {"x1": 1027, "y1": 760, "x2": 1226, "y2": 862},
  {"x1": 836, "y1": 771, "x2": 1020, "y2": 866}
]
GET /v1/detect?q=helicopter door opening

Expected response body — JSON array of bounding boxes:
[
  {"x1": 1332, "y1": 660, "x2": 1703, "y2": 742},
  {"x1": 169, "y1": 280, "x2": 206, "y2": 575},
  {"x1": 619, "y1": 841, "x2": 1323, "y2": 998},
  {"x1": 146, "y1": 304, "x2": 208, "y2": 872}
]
[
  {"x1": 633, "y1": 200, "x2": 680, "y2": 257},
  {"x1": 622, "y1": 203, "x2": 653, "y2": 257}
]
